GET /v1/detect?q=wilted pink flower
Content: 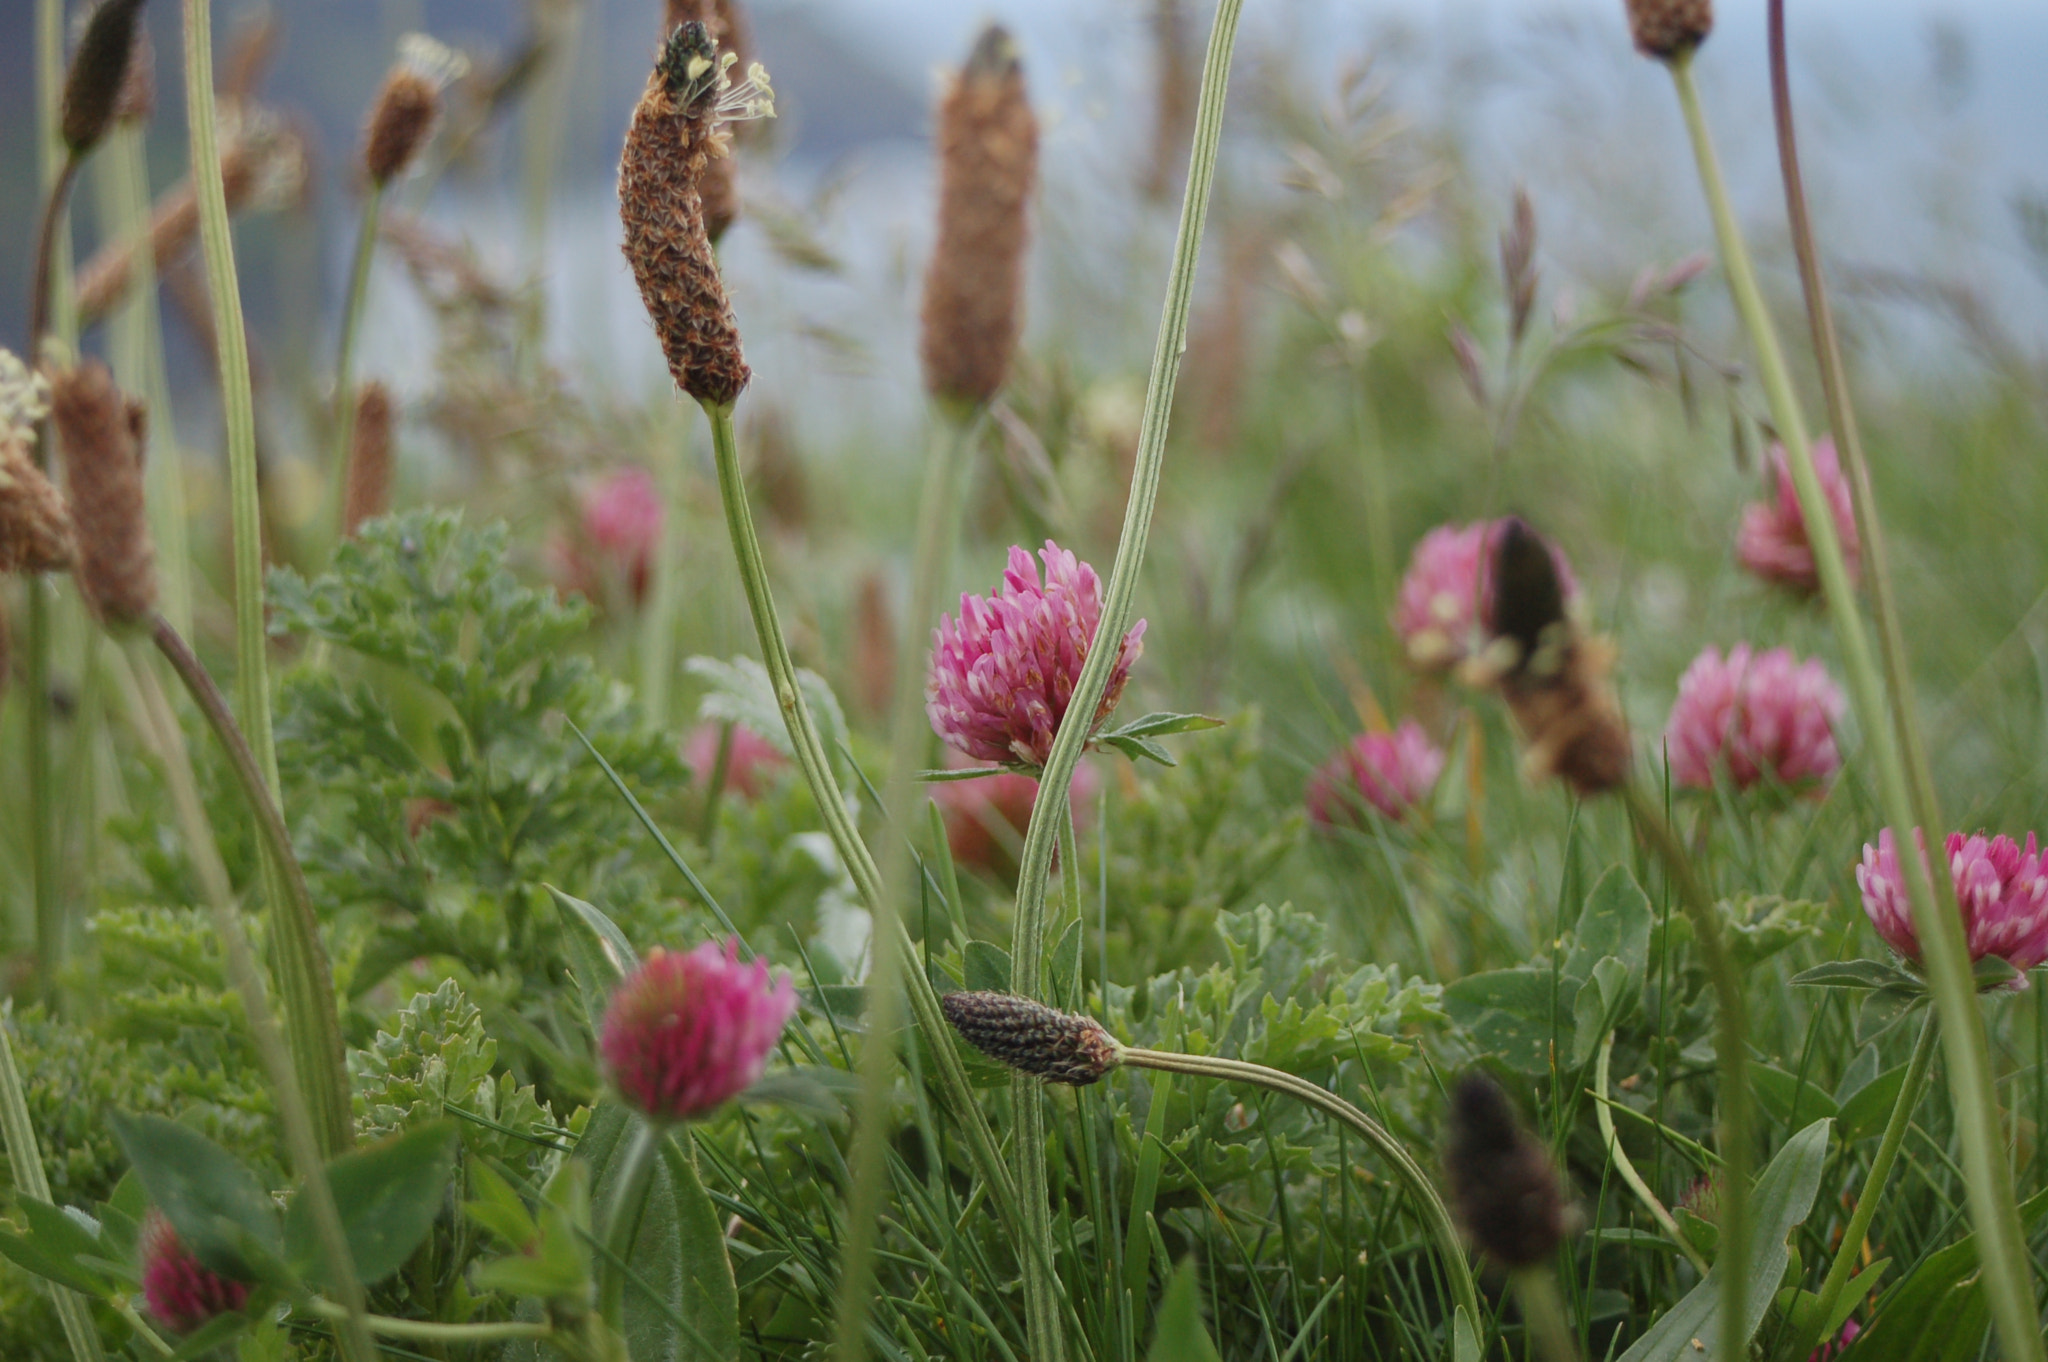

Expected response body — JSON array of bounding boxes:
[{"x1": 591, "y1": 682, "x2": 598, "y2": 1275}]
[
  {"x1": 1306, "y1": 720, "x2": 1445, "y2": 826},
  {"x1": 1664, "y1": 644, "x2": 1844, "y2": 792},
  {"x1": 1393, "y1": 520, "x2": 1579, "y2": 671},
  {"x1": 684, "y1": 721, "x2": 788, "y2": 799},
  {"x1": 141, "y1": 1211, "x2": 249, "y2": 1335},
  {"x1": 1737, "y1": 437, "x2": 1860, "y2": 595},
  {"x1": 551, "y1": 465, "x2": 665, "y2": 606},
  {"x1": 932, "y1": 758, "x2": 1100, "y2": 875},
  {"x1": 1809, "y1": 1319, "x2": 1861, "y2": 1362},
  {"x1": 1856, "y1": 829, "x2": 2048, "y2": 981},
  {"x1": 928, "y1": 540, "x2": 1146, "y2": 768},
  {"x1": 600, "y1": 939, "x2": 797, "y2": 1123}
]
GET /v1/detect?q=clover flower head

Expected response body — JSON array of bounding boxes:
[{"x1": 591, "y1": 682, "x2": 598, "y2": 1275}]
[
  {"x1": 1856, "y1": 828, "x2": 2048, "y2": 984},
  {"x1": 1737, "y1": 437, "x2": 1860, "y2": 595},
  {"x1": 927, "y1": 540, "x2": 1145, "y2": 768},
  {"x1": 1306, "y1": 719, "x2": 1445, "y2": 826},
  {"x1": 600, "y1": 939, "x2": 797, "y2": 1123},
  {"x1": 1664, "y1": 643, "x2": 1844, "y2": 792},
  {"x1": 140, "y1": 1211, "x2": 249, "y2": 1335}
]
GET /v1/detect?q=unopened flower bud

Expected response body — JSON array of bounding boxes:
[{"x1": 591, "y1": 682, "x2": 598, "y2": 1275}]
[
  {"x1": 361, "y1": 34, "x2": 467, "y2": 187},
  {"x1": 140, "y1": 1210, "x2": 250, "y2": 1335},
  {"x1": 619, "y1": 22, "x2": 775, "y2": 407},
  {"x1": 940, "y1": 991, "x2": 1122, "y2": 1086},
  {"x1": 51, "y1": 360, "x2": 156, "y2": 626},
  {"x1": 920, "y1": 24, "x2": 1038, "y2": 406},
  {"x1": 341, "y1": 381, "x2": 393, "y2": 537},
  {"x1": 62, "y1": 0, "x2": 150, "y2": 154},
  {"x1": 1444, "y1": 1073, "x2": 1570, "y2": 1268},
  {"x1": 1624, "y1": 0, "x2": 1713, "y2": 62}
]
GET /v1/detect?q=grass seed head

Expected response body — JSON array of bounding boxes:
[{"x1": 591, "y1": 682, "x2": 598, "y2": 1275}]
[
  {"x1": 940, "y1": 991, "x2": 1122, "y2": 1086},
  {"x1": 920, "y1": 23, "x2": 1038, "y2": 406},
  {"x1": 1445, "y1": 1072, "x2": 1570, "y2": 1268},
  {"x1": 52, "y1": 360, "x2": 155, "y2": 627},
  {"x1": 619, "y1": 22, "x2": 774, "y2": 407},
  {"x1": 1625, "y1": 0, "x2": 1713, "y2": 62}
]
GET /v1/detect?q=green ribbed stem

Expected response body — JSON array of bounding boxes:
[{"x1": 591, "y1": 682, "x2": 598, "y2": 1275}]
[
  {"x1": 0, "y1": 1009, "x2": 106, "y2": 1361},
  {"x1": 1669, "y1": 53, "x2": 2044, "y2": 1361}
]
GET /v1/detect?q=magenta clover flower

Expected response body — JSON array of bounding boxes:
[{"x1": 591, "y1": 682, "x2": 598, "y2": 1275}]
[
  {"x1": 141, "y1": 1211, "x2": 250, "y2": 1335},
  {"x1": 1663, "y1": 643, "x2": 1844, "y2": 792},
  {"x1": 1856, "y1": 829, "x2": 2048, "y2": 984},
  {"x1": 1737, "y1": 436, "x2": 1860, "y2": 596},
  {"x1": 927, "y1": 540, "x2": 1146, "y2": 768},
  {"x1": 600, "y1": 939, "x2": 798, "y2": 1124},
  {"x1": 1306, "y1": 720, "x2": 1445, "y2": 827},
  {"x1": 1393, "y1": 520, "x2": 1580, "y2": 672}
]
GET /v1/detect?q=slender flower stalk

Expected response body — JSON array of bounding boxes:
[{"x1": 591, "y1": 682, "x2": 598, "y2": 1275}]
[
  {"x1": 1806, "y1": 1011, "x2": 1938, "y2": 1354},
  {"x1": 1667, "y1": 51, "x2": 2044, "y2": 1360}
]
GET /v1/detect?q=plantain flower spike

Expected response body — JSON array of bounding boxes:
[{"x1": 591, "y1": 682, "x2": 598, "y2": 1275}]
[
  {"x1": 362, "y1": 33, "x2": 468, "y2": 187},
  {"x1": 663, "y1": 0, "x2": 755, "y2": 241},
  {"x1": 341, "y1": 381, "x2": 394, "y2": 538},
  {"x1": 51, "y1": 361, "x2": 155, "y2": 627},
  {"x1": 618, "y1": 22, "x2": 775, "y2": 409},
  {"x1": 920, "y1": 23, "x2": 1038, "y2": 407},
  {"x1": 61, "y1": 0, "x2": 150, "y2": 154},
  {"x1": 1624, "y1": 0, "x2": 1713, "y2": 62}
]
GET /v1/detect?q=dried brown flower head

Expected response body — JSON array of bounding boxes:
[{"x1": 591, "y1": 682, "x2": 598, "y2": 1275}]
[
  {"x1": 920, "y1": 24, "x2": 1038, "y2": 406},
  {"x1": 362, "y1": 34, "x2": 467, "y2": 187},
  {"x1": 62, "y1": 0, "x2": 149, "y2": 154},
  {"x1": 51, "y1": 361, "x2": 155, "y2": 626},
  {"x1": 0, "y1": 352, "x2": 73, "y2": 576},
  {"x1": 619, "y1": 22, "x2": 775, "y2": 408},
  {"x1": 940, "y1": 991, "x2": 1122, "y2": 1086},
  {"x1": 342, "y1": 381, "x2": 394, "y2": 537},
  {"x1": 1625, "y1": 0, "x2": 1713, "y2": 61},
  {"x1": 114, "y1": 22, "x2": 155, "y2": 125},
  {"x1": 1469, "y1": 518, "x2": 1630, "y2": 796},
  {"x1": 1445, "y1": 1073, "x2": 1571, "y2": 1268},
  {"x1": 665, "y1": 0, "x2": 753, "y2": 240}
]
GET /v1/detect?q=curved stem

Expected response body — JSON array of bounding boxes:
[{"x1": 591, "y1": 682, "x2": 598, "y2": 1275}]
[
  {"x1": 1595, "y1": 1031, "x2": 1707, "y2": 1275},
  {"x1": 1622, "y1": 780, "x2": 1750, "y2": 1362},
  {"x1": 1669, "y1": 53, "x2": 2042, "y2": 1362},
  {"x1": 1118, "y1": 1047, "x2": 1484, "y2": 1338},
  {"x1": 148, "y1": 615, "x2": 352, "y2": 1154},
  {"x1": 1807, "y1": 1008, "x2": 1938, "y2": 1351},
  {"x1": 828, "y1": 405, "x2": 981, "y2": 1362},
  {"x1": 597, "y1": 1118, "x2": 662, "y2": 1330},
  {"x1": 125, "y1": 634, "x2": 372, "y2": 1362},
  {"x1": 27, "y1": 156, "x2": 79, "y2": 359},
  {"x1": 699, "y1": 399, "x2": 1024, "y2": 1242}
]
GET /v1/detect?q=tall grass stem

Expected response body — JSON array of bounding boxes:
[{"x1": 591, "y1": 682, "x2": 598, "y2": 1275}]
[
  {"x1": 1621, "y1": 781, "x2": 1749, "y2": 1362},
  {"x1": 183, "y1": 0, "x2": 355, "y2": 1159},
  {"x1": 827, "y1": 405, "x2": 981, "y2": 1362},
  {"x1": 699, "y1": 398, "x2": 1027, "y2": 1245},
  {"x1": 1669, "y1": 54, "x2": 2044, "y2": 1360},
  {"x1": 0, "y1": 1010, "x2": 108, "y2": 1361}
]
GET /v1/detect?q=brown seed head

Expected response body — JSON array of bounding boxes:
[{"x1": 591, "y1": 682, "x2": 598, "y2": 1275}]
[
  {"x1": 114, "y1": 22, "x2": 155, "y2": 125},
  {"x1": 1445, "y1": 1073, "x2": 1571, "y2": 1268},
  {"x1": 62, "y1": 0, "x2": 150, "y2": 154},
  {"x1": 1625, "y1": 0, "x2": 1713, "y2": 61},
  {"x1": 51, "y1": 361, "x2": 156, "y2": 626},
  {"x1": 362, "y1": 35, "x2": 467, "y2": 188},
  {"x1": 0, "y1": 353, "x2": 73, "y2": 576},
  {"x1": 342, "y1": 381, "x2": 394, "y2": 538},
  {"x1": 940, "y1": 991, "x2": 1122, "y2": 1086},
  {"x1": 619, "y1": 23, "x2": 774, "y2": 407},
  {"x1": 1478, "y1": 518, "x2": 1630, "y2": 796},
  {"x1": 920, "y1": 24, "x2": 1038, "y2": 406}
]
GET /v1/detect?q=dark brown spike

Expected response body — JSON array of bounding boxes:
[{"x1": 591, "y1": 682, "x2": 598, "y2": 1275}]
[
  {"x1": 940, "y1": 991, "x2": 1121, "y2": 1086},
  {"x1": 1444, "y1": 1073, "x2": 1570, "y2": 1268},
  {"x1": 342, "y1": 381, "x2": 394, "y2": 537},
  {"x1": 52, "y1": 361, "x2": 155, "y2": 627},
  {"x1": 62, "y1": 0, "x2": 150, "y2": 154}
]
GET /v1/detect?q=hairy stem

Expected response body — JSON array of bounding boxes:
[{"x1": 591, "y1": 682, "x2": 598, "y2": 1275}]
[
  {"x1": 699, "y1": 399, "x2": 1024, "y2": 1243},
  {"x1": 116, "y1": 640, "x2": 374, "y2": 1362},
  {"x1": 828, "y1": 405, "x2": 980, "y2": 1362},
  {"x1": 1807, "y1": 1009, "x2": 1938, "y2": 1351},
  {"x1": 1622, "y1": 780, "x2": 1749, "y2": 1362},
  {"x1": 1670, "y1": 53, "x2": 2042, "y2": 1360},
  {"x1": 1117, "y1": 1046, "x2": 1484, "y2": 1335}
]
